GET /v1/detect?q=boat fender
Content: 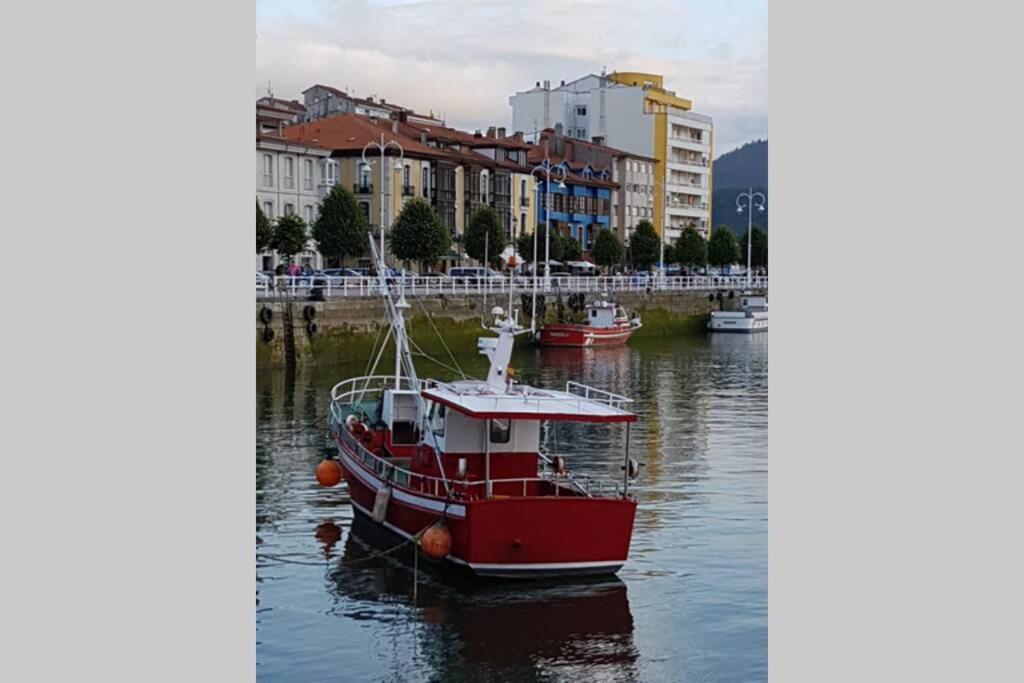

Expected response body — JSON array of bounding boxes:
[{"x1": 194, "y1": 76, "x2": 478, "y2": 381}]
[
  {"x1": 626, "y1": 457, "x2": 641, "y2": 479},
  {"x1": 552, "y1": 456, "x2": 566, "y2": 477},
  {"x1": 360, "y1": 430, "x2": 375, "y2": 449},
  {"x1": 303, "y1": 304, "x2": 317, "y2": 321},
  {"x1": 306, "y1": 320, "x2": 318, "y2": 335},
  {"x1": 345, "y1": 415, "x2": 359, "y2": 431},
  {"x1": 259, "y1": 307, "x2": 273, "y2": 324},
  {"x1": 316, "y1": 459, "x2": 343, "y2": 487},
  {"x1": 350, "y1": 421, "x2": 367, "y2": 437},
  {"x1": 420, "y1": 521, "x2": 452, "y2": 559},
  {"x1": 577, "y1": 293, "x2": 585, "y2": 308},
  {"x1": 521, "y1": 293, "x2": 531, "y2": 314},
  {"x1": 371, "y1": 487, "x2": 391, "y2": 523},
  {"x1": 262, "y1": 327, "x2": 275, "y2": 343}
]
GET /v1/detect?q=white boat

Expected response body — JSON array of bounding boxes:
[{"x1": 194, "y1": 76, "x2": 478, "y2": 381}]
[{"x1": 708, "y1": 292, "x2": 768, "y2": 333}]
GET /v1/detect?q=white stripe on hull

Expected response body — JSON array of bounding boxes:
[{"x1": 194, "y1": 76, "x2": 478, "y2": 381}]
[{"x1": 337, "y1": 445, "x2": 467, "y2": 518}]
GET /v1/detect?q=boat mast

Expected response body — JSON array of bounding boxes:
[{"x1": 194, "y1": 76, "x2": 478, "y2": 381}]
[{"x1": 369, "y1": 235, "x2": 452, "y2": 496}]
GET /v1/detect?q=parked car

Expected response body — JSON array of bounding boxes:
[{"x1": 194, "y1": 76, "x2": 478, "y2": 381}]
[
  {"x1": 448, "y1": 267, "x2": 506, "y2": 285},
  {"x1": 256, "y1": 272, "x2": 271, "y2": 287},
  {"x1": 421, "y1": 271, "x2": 451, "y2": 279}
]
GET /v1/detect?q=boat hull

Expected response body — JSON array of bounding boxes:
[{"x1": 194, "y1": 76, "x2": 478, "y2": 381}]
[
  {"x1": 537, "y1": 323, "x2": 637, "y2": 347},
  {"x1": 708, "y1": 311, "x2": 768, "y2": 333},
  {"x1": 335, "y1": 438, "x2": 637, "y2": 579}
]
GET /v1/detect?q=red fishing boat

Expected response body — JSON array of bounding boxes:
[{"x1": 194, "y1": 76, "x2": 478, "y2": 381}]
[
  {"x1": 536, "y1": 295, "x2": 642, "y2": 348},
  {"x1": 316, "y1": 241, "x2": 643, "y2": 579}
]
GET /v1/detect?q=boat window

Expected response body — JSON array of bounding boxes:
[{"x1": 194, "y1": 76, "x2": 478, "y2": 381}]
[
  {"x1": 590, "y1": 310, "x2": 597, "y2": 318},
  {"x1": 432, "y1": 404, "x2": 446, "y2": 437},
  {"x1": 490, "y1": 418, "x2": 510, "y2": 444}
]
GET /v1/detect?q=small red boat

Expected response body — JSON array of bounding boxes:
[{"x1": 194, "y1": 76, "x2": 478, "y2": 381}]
[
  {"x1": 317, "y1": 242, "x2": 643, "y2": 579},
  {"x1": 537, "y1": 297, "x2": 642, "y2": 348}
]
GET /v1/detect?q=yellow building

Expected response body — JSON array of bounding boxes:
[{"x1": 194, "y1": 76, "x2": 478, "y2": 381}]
[{"x1": 510, "y1": 71, "x2": 713, "y2": 244}]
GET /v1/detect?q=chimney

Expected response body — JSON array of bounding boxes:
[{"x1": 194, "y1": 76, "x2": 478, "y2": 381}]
[
  {"x1": 554, "y1": 123, "x2": 563, "y2": 136},
  {"x1": 513, "y1": 131, "x2": 524, "y2": 141},
  {"x1": 497, "y1": 127, "x2": 506, "y2": 138},
  {"x1": 486, "y1": 126, "x2": 496, "y2": 138},
  {"x1": 392, "y1": 119, "x2": 398, "y2": 133},
  {"x1": 560, "y1": 80, "x2": 565, "y2": 86},
  {"x1": 591, "y1": 135, "x2": 605, "y2": 146},
  {"x1": 474, "y1": 130, "x2": 482, "y2": 138}
]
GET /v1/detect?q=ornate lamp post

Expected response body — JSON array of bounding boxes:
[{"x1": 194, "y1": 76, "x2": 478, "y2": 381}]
[
  {"x1": 736, "y1": 187, "x2": 766, "y2": 284},
  {"x1": 530, "y1": 159, "x2": 568, "y2": 291},
  {"x1": 362, "y1": 135, "x2": 405, "y2": 268}
]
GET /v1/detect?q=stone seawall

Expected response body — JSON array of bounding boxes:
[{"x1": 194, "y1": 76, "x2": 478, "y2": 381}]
[{"x1": 255, "y1": 290, "x2": 751, "y2": 369}]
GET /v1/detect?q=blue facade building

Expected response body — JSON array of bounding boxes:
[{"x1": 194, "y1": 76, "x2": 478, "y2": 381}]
[{"x1": 530, "y1": 158, "x2": 617, "y2": 253}]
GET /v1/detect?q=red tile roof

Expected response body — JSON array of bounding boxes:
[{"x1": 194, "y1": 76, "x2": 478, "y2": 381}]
[{"x1": 280, "y1": 113, "x2": 444, "y2": 159}]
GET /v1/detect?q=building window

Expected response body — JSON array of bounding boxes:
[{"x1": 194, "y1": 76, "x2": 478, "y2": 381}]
[
  {"x1": 284, "y1": 203, "x2": 295, "y2": 216},
  {"x1": 575, "y1": 105, "x2": 587, "y2": 116},
  {"x1": 480, "y1": 173, "x2": 488, "y2": 203},
  {"x1": 263, "y1": 201, "x2": 273, "y2": 219},
  {"x1": 520, "y1": 212, "x2": 526, "y2": 236},
  {"x1": 262, "y1": 154, "x2": 273, "y2": 186},
  {"x1": 284, "y1": 157, "x2": 295, "y2": 189},
  {"x1": 359, "y1": 202, "x2": 370, "y2": 224},
  {"x1": 422, "y1": 167, "x2": 429, "y2": 197},
  {"x1": 404, "y1": 164, "x2": 411, "y2": 189},
  {"x1": 490, "y1": 419, "x2": 511, "y2": 444},
  {"x1": 305, "y1": 205, "x2": 314, "y2": 223},
  {"x1": 359, "y1": 162, "x2": 371, "y2": 187},
  {"x1": 303, "y1": 159, "x2": 313, "y2": 190}
]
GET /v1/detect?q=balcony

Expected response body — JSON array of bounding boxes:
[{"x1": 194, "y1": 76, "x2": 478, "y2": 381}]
[{"x1": 353, "y1": 183, "x2": 373, "y2": 194}]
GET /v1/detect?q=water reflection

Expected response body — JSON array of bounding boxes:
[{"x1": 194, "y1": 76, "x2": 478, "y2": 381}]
[
  {"x1": 257, "y1": 332, "x2": 767, "y2": 682},
  {"x1": 325, "y1": 518, "x2": 640, "y2": 683}
]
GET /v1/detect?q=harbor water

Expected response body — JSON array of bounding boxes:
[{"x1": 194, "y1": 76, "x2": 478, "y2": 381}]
[{"x1": 257, "y1": 332, "x2": 767, "y2": 682}]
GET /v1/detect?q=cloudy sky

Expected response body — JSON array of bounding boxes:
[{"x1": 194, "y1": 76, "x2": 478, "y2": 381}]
[{"x1": 256, "y1": 0, "x2": 767, "y2": 156}]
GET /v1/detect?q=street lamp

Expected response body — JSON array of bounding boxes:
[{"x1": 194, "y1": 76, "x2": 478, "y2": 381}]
[
  {"x1": 736, "y1": 187, "x2": 766, "y2": 284},
  {"x1": 648, "y1": 180, "x2": 679, "y2": 279},
  {"x1": 530, "y1": 159, "x2": 568, "y2": 291},
  {"x1": 362, "y1": 134, "x2": 405, "y2": 268}
]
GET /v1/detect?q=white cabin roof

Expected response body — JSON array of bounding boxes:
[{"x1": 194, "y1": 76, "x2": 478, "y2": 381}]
[{"x1": 421, "y1": 379, "x2": 637, "y2": 423}]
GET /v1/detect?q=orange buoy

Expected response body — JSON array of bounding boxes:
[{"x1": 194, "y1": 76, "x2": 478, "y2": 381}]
[
  {"x1": 420, "y1": 521, "x2": 453, "y2": 560},
  {"x1": 316, "y1": 459, "x2": 343, "y2": 487}
]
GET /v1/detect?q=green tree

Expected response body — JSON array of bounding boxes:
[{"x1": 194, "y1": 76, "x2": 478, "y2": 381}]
[
  {"x1": 257, "y1": 201, "x2": 273, "y2": 253},
  {"x1": 673, "y1": 227, "x2": 707, "y2": 270},
  {"x1": 515, "y1": 224, "x2": 564, "y2": 268},
  {"x1": 738, "y1": 226, "x2": 768, "y2": 272},
  {"x1": 463, "y1": 206, "x2": 506, "y2": 267},
  {"x1": 708, "y1": 226, "x2": 741, "y2": 270},
  {"x1": 628, "y1": 220, "x2": 661, "y2": 271},
  {"x1": 272, "y1": 213, "x2": 309, "y2": 264},
  {"x1": 559, "y1": 233, "x2": 583, "y2": 262},
  {"x1": 590, "y1": 229, "x2": 624, "y2": 273},
  {"x1": 387, "y1": 198, "x2": 451, "y2": 272},
  {"x1": 312, "y1": 185, "x2": 369, "y2": 267}
]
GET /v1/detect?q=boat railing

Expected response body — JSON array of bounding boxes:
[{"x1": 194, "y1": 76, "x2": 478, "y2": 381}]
[
  {"x1": 336, "y1": 426, "x2": 619, "y2": 500},
  {"x1": 330, "y1": 374, "x2": 435, "y2": 405},
  {"x1": 565, "y1": 381, "x2": 634, "y2": 408}
]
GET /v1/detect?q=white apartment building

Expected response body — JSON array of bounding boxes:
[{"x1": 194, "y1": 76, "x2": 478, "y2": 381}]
[
  {"x1": 255, "y1": 134, "x2": 335, "y2": 271},
  {"x1": 510, "y1": 71, "x2": 713, "y2": 241}
]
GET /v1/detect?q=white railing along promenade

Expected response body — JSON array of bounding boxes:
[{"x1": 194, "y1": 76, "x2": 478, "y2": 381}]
[{"x1": 257, "y1": 274, "x2": 768, "y2": 298}]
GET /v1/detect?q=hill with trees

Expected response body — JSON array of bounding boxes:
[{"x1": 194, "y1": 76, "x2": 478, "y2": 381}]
[{"x1": 711, "y1": 139, "x2": 768, "y2": 237}]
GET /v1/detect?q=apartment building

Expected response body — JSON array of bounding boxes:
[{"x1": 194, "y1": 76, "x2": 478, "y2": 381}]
[
  {"x1": 535, "y1": 127, "x2": 658, "y2": 244},
  {"x1": 510, "y1": 71, "x2": 712, "y2": 241},
  {"x1": 301, "y1": 84, "x2": 444, "y2": 126},
  {"x1": 255, "y1": 133, "x2": 332, "y2": 271},
  {"x1": 280, "y1": 113, "x2": 536, "y2": 268}
]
